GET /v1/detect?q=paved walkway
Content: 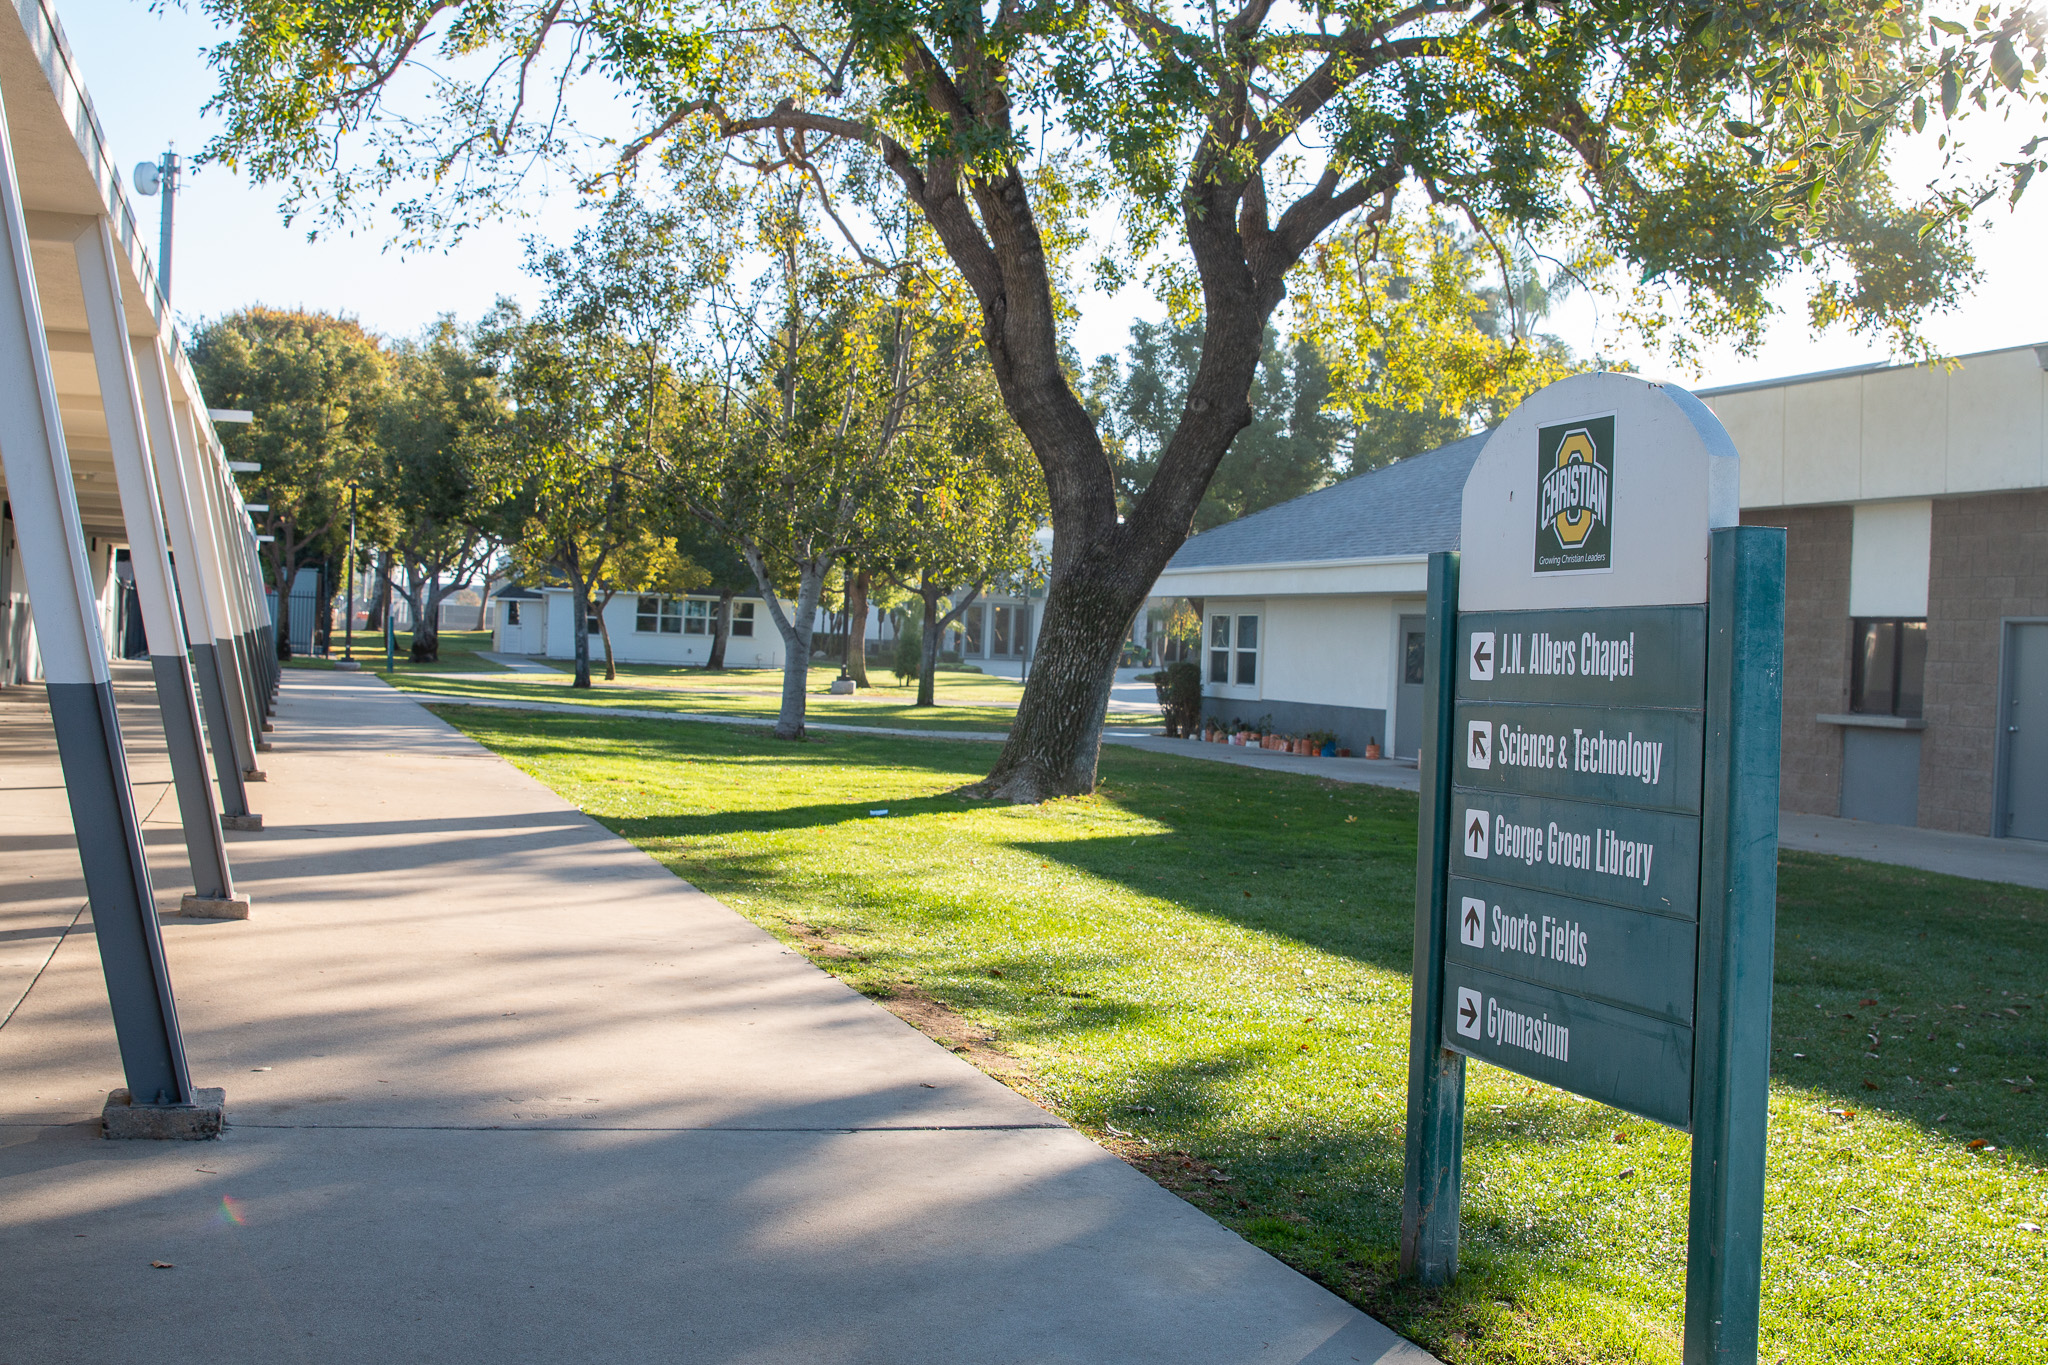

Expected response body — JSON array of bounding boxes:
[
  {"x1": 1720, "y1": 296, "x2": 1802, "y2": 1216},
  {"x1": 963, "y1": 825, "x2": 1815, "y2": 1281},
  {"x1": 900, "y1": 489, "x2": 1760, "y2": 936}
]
[
  {"x1": 1777, "y1": 811, "x2": 2048, "y2": 890},
  {"x1": 0, "y1": 669, "x2": 1428, "y2": 1364}
]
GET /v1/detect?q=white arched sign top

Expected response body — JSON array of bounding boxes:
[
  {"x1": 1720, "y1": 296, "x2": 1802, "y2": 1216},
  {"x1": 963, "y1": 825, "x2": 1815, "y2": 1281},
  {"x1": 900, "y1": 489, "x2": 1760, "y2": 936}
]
[{"x1": 1459, "y1": 373, "x2": 1740, "y2": 612}]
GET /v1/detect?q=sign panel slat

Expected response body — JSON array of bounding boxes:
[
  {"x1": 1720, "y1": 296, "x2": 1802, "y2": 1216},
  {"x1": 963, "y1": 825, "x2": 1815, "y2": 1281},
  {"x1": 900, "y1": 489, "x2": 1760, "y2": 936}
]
[
  {"x1": 1441, "y1": 963, "x2": 1694, "y2": 1130},
  {"x1": 1452, "y1": 702, "x2": 1705, "y2": 813},
  {"x1": 1446, "y1": 876, "x2": 1697, "y2": 1023},
  {"x1": 1457, "y1": 605, "x2": 1707, "y2": 708},
  {"x1": 1449, "y1": 790, "x2": 1702, "y2": 918}
]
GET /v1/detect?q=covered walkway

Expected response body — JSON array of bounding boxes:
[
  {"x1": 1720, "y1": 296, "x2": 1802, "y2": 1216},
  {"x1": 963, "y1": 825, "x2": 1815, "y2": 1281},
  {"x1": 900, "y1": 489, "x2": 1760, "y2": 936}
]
[{"x1": 0, "y1": 670, "x2": 1428, "y2": 1364}]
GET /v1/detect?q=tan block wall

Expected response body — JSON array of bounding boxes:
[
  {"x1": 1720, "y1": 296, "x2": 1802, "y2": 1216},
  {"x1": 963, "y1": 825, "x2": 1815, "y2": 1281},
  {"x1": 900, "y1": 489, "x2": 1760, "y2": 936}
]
[
  {"x1": 1919, "y1": 490, "x2": 2048, "y2": 834},
  {"x1": 1742, "y1": 506, "x2": 1850, "y2": 815}
]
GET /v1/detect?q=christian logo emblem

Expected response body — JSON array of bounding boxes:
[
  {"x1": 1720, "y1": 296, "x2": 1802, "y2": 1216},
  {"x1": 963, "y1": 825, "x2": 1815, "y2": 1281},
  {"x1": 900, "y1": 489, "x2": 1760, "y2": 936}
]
[{"x1": 1534, "y1": 414, "x2": 1614, "y2": 574}]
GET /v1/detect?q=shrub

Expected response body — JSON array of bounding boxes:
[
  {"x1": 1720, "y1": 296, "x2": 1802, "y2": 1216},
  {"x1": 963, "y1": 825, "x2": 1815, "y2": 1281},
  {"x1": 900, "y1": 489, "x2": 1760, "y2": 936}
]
[{"x1": 892, "y1": 616, "x2": 923, "y2": 683}]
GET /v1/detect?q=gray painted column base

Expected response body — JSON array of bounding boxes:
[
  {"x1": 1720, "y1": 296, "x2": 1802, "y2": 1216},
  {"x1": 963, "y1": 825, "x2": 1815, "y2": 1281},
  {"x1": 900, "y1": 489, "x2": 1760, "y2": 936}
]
[
  {"x1": 261, "y1": 719, "x2": 273, "y2": 732},
  {"x1": 221, "y1": 813, "x2": 264, "y2": 832},
  {"x1": 255, "y1": 739, "x2": 273, "y2": 751},
  {"x1": 103, "y1": 1087, "x2": 225, "y2": 1139},
  {"x1": 243, "y1": 769, "x2": 267, "y2": 782},
  {"x1": 176, "y1": 894, "x2": 250, "y2": 920},
  {"x1": 334, "y1": 659, "x2": 362, "y2": 671}
]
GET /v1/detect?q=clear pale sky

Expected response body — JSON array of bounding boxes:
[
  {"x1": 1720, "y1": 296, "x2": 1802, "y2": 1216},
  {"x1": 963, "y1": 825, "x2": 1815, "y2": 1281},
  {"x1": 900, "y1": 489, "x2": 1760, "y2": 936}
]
[{"x1": 59, "y1": 1, "x2": 2047, "y2": 391}]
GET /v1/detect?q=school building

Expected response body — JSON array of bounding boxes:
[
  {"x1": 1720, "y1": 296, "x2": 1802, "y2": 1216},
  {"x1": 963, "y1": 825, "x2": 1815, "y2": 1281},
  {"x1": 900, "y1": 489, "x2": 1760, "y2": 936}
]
[{"x1": 1151, "y1": 341, "x2": 2048, "y2": 836}]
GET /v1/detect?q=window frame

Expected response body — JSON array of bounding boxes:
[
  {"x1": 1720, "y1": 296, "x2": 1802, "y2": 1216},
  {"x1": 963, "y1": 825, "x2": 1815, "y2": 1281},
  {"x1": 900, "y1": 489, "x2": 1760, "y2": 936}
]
[
  {"x1": 1234, "y1": 613, "x2": 1259, "y2": 686},
  {"x1": 1849, "y1": 616, "x2": 1927, "y2": 718},
  {"x1": 634, "y1": 594, "x2": 662, "y2": 634},
  {"x1": 731, "y1": 601, "x2": 755, "y2": 638},
  {"x1": 682, "y1": 598, "x2": 709, "y2": 635}
]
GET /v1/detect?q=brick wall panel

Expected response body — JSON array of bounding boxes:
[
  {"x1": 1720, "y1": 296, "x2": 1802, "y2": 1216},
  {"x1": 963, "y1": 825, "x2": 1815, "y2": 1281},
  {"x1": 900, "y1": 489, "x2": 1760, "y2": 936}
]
[{"x1": 1742, "y1": 506, "x2": 1849, "y2": 816}]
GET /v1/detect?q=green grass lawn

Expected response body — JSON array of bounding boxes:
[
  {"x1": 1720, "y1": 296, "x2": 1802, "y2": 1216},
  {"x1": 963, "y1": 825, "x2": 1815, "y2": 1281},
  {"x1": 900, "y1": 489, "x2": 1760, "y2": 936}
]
[
  {"x1": 284, "y1": 629, "x2": 509, "y2": 674},
  {"x1": 427, "y1": 704, "x2": 2047, "y2": 1365},
  {"x1": 387, "y1": 660, "x2": 1162, "y2": 733}
]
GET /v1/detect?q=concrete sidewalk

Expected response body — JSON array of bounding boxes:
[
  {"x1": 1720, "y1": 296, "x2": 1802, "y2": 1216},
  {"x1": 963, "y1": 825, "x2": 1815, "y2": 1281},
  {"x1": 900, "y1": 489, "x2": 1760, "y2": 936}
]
[{"x1": 0, "y1": 669, "x2": 1430, "y2": 1364}]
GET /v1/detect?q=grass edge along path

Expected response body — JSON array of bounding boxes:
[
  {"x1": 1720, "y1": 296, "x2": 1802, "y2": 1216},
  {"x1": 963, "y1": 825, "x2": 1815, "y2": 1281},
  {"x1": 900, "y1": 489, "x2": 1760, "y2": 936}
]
[{"x1": 427, "y1": 704, "x2": 2048, "y2": 1365}]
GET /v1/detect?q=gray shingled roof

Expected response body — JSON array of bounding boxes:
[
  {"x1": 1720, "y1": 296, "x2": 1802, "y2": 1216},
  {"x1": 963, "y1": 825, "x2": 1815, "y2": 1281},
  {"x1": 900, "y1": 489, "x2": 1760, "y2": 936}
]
[{"x1": 1163, "y1": 430, "x2": 1488, "y2": 571}]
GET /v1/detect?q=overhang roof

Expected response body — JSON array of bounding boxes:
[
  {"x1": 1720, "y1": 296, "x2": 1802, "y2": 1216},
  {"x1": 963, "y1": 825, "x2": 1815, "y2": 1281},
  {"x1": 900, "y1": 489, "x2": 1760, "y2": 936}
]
[{"x1": 1160, "y1": 430, "x2": 1487, "y2": 575}]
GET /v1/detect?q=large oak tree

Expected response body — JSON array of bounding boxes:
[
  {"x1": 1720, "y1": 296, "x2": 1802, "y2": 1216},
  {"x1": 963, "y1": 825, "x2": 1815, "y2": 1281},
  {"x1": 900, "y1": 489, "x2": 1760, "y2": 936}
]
[{"x1": 199, "y1": 0, "x2": 2045, "y2": 797}]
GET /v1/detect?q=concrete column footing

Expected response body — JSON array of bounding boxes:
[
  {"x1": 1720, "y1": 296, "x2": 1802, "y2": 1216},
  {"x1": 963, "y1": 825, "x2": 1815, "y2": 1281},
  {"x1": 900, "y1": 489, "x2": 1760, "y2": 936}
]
[
  {"x1": 243, "y1": 768, "x2": 266, "y2": 782},
  {"x1": 255, "y1": 739, "x2": 273, "y2": 751},
  {"x1": 220, "y1": 813, "x2": 263, "y2": 831},
  {"x1": 333, "y1": 659, "x2": 362, "y2": 671},
  {"x1": 102, "y1": 1087, "x2": 226, "y2": 1140},
  {"x1": 175, "y1": 894, "x2": 250, "y2": 920}
]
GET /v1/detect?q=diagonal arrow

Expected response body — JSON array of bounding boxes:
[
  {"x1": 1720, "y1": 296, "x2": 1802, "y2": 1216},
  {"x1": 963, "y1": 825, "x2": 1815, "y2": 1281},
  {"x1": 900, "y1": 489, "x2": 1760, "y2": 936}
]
[{"x1": 1470, "y1": 726, "x2": 1489, "y2": 760}]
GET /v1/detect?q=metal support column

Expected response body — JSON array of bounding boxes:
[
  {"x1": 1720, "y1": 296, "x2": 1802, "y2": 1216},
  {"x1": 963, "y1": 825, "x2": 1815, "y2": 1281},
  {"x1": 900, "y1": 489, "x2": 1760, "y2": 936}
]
[
  {"x1": 1684, "y1": 526, "x2": 1786, "y2": 1363},
  {"x1": 0, "y1": 79, "x2": 191, "y2": 1106},
  {"x1": 1400, "y1": 549, "x2": 1466, "y2": 1282},
  {"x1": 135, "y1": 338, "x2": 255, "y2": 821}
]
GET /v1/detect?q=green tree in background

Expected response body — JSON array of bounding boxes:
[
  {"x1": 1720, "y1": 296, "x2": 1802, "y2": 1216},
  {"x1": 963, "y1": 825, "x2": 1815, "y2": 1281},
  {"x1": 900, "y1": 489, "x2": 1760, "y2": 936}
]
[
  {"x1": 1089, "y1": 321, "x2": 1347, "y2": 531},
  {"x1": 190, "y1": 307, "x2": 386, "y2": 659},
  {"x1": 197, "y1": 0, "x2": 2047, "y2": 796},
  {"x1": 377, "y1": 318, "x2": 512, "y2": 662}
]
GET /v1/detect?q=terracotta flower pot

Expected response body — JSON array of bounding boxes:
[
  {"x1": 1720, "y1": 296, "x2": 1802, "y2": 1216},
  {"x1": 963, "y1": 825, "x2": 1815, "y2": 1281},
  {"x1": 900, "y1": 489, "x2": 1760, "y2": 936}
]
[
  {"x1": 1364, "y1": 743, "x2": 1382, "y2": 760},
  {"x1": 1337, "y1": 748, "x2": 1351, "y2": 758}
]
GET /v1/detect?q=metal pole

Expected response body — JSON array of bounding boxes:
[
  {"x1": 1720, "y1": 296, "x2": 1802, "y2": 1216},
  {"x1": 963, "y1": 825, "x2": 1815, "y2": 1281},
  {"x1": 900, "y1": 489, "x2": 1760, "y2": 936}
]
[
  {"x1": 0, "y1": 79, "x2": 191, "y2": 1106},
  {"x1": 156, "y1": 150, "x2": 177, "y2": 301},
  {"x1": 344, "y1": 485, "x2": 357, "y2": 660},
  {"x1": 1399, "y1": 549, "x2": 1466, "y2": 1282},
  {"x1": 1684, "y1": 526, "x2": 1785, "y2": 1363},
  {"x1": 73, "y1": 214, "x2": 239, "y2": 912}
]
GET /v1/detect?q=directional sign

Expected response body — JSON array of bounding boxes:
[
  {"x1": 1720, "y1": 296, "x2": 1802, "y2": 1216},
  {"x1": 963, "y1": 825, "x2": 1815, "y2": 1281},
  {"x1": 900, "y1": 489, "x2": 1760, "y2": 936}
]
[
  {"x1": 1441, "y1": 963, "x2": 1693, "y2": 1129},
  {"x1": 1445, "y1": 877, "x2": 1696, "y2": 1022},
  {"x1": 1405, "y1": 374, "x2": 1781, "y2": 1365},
  {"x1": 1453, "y1": 702, "x2": 1705, "y2": 813},
  {"x1": 1449, "y1": 791, "x2": 1701, "y2": 918},
  {"x1": 1457, "y1": 605, "x2": 1706, "y2": 708}
]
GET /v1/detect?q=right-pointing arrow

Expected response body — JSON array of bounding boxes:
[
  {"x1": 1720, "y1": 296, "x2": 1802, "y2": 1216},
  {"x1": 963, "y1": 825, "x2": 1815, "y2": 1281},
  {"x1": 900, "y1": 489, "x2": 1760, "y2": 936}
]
[{"x1": 1459, "y1": 996, "x2": 1478, "y2": 1028}]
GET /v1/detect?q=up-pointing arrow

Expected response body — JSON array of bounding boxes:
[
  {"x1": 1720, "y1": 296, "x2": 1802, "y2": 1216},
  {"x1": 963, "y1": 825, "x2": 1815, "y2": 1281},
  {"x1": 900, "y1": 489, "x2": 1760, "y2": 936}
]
[{"x1": 1463, "y1": 903, "x2": 1483, "y2": 938}]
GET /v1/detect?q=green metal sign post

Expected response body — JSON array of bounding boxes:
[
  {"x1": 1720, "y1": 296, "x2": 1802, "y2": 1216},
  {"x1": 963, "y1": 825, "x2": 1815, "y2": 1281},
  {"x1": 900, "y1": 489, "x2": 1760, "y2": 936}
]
[{"x1": 1401, "y1": 375, "x2": 1784, "y2": 1364}]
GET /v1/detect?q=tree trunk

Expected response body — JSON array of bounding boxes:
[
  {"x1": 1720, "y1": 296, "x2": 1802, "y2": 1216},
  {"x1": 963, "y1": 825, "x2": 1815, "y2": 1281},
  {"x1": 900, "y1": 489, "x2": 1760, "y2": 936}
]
[
  {"x1": 565, "y1": 561, "x2": 593, "y2": 689},
  {"x1": 845, "y1": 570, "x2": 871, "y2": 686},
  {"x1": 741, "y1": 545, "x2": 829, "y2": 741},
  {"x1": 963, "y1": 544, "x2": 1167, "y2": 802},
  {"x1": 917, "y1": 587, "x2": 942, "y2": 707},
  {"x1": 366, "y1": 552, "x2": 392, "y2": 630},
  {"x1": 475, "y1": 568, "x2": 499, "y2": 630},
  {"x1": 707, "y1": 589, "x2": 733, "y2": 670},
  {"x1": 597, "y1": 590, "x2": 618, "y2": 681}
]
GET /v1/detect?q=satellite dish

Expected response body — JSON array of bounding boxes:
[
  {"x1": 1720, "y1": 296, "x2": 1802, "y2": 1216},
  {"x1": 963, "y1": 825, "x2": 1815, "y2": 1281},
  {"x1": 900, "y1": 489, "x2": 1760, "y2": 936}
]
[{"x1": 133, "y1": 160, "x2": 161, "y2": 196}]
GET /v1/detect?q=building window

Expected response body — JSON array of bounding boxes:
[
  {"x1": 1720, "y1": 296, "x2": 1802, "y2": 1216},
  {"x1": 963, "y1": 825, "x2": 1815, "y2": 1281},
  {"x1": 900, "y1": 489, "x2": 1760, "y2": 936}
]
[
  {"x1": 994, "y1": 605, "x2": 1014, "y2": 657},
  {"x1": 964, "y1": 603, "x2": 985, "y2": 655},
  {"x1": 1234, "y1": 614, "x2": 1259, "y2": 686},
  {"x1": 1405, "y1": 630, "x2": 1425, "y2": 685},
  {"x1": 635, "y1": 595, "x2": 684, "y2": 634},
  {"x1": 1209, "y1": 614, "x2": 1231, "y2": 684},
  {"x1": 684, "y1": 599, "x2": 710, "y2": 635},
  {"x1": 504, "y1": 602, "x2": 520, "y2": 626},
  {"x1": 732, "y1": 601, "x2": 755, "y2": 637},
  {"x1": 1850, "y1": 617, "x2": 1927, "y2": 717}
]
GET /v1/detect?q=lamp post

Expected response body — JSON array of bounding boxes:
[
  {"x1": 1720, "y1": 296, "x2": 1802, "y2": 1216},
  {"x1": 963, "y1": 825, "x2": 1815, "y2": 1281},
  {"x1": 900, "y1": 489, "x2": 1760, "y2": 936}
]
[
  {"x1": 337, "y1": 482, "x2": 361, "y2": 670},
  {"x1": 130, "y1": 149, "x2": 180, "y2": 299}
]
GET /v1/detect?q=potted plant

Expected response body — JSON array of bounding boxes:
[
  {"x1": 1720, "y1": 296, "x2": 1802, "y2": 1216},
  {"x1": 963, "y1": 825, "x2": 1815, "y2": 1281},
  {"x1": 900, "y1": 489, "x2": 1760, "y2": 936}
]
[
  {"x1": 1364, "y1": 736, "x2": 1383, "y2": 760},
  {"x1": 1306, "y1": 729, "x2": 1336, "y2": 757}
]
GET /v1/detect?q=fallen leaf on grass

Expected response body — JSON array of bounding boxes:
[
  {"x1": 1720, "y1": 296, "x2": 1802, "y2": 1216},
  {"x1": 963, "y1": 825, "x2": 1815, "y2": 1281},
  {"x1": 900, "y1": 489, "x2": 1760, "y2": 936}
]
[
  {"x1": 1862, "y1": 1079, "x2": 1880, "y2": 1090},
  {"x1": 1617, "y1": 1168, "x2": 1635, "y2": 1180},
  {"x1": 2018, "y1": 1222, "x2": 2043, "y2": 1234},
  {"x1": 150, "y1": 1261, "x2": 173, "y2": 1270},
  {"x1": 1859, "y1": 998, "x2": 1878, "y2": 1006},
  {"x1": 1969, "y1": 1138, "x2": 1998, "y2": 1152}
]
